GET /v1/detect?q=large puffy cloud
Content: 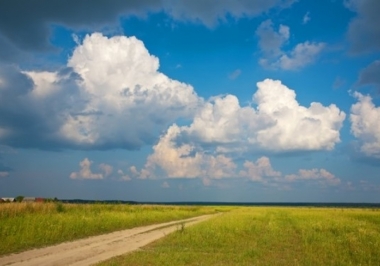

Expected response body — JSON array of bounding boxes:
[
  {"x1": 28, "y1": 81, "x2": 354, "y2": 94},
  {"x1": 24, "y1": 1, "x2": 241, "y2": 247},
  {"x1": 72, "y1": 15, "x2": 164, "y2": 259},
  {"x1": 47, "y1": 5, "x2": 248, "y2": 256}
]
[
  {"x1": 350, "y1": 92, "x2": 380, "y2": 158},
  {"x1": 345, "y1": 0, "x2": 380, "y2": 54},
  {"x1": 0, "y1": 33, "x2": 200, "y2": 150},
  {"x1": 177, "y1": 79, "x2": 345, "y2": 152},
  {"x1": 130, "y1": 79, "x2": 344, "y2": 186},
  {"x1": 253, "y1": 80, "x2": 345, "y2": 151},
  {"x1": 0, "y1": 0, "x2": 296, "y2": 60},
  {"x1": 60, "y1": 33, "x2": 199, "y2": 149},
  {"x1": 256, "y1": 20, "x2": 325, "y2": 70}
]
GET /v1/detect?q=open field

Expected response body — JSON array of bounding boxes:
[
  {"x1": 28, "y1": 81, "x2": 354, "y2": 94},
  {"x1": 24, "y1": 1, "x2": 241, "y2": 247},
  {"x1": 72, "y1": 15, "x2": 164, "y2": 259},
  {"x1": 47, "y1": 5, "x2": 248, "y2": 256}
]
[
  {"x1": 0, "y1": 203, "x2": 218, "y2": 256},
  {"x1": 0, "y1": 214, "x2": 218, "y2": 266},
  {"x1": 100, "y1": 207, "x2": 380, "y2": 266}
]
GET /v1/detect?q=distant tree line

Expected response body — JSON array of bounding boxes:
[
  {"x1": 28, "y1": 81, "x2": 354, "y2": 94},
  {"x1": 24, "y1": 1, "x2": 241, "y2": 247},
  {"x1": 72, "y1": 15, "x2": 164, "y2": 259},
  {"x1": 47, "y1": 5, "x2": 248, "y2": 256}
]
[{"x1": 0, "y1": 196, "x2": 60, "y2": 203}]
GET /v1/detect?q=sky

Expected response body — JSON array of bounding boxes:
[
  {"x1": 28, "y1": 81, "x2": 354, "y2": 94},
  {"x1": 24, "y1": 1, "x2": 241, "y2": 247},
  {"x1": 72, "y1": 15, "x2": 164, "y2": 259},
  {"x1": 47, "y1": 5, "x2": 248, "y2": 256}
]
[{"x1": 0, "y1": 0, "x2": 379, "y2": 202}]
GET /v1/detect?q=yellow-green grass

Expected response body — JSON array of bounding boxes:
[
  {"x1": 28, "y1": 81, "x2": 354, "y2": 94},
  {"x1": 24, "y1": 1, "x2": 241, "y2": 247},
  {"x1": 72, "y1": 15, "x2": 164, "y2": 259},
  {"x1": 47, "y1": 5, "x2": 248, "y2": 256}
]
[
  {"x1": 0, "y1": 203, "x2": 218, "y2": 256},
  {"x1": 100, "y1": 207, "x2": 380, "y2": 266}
]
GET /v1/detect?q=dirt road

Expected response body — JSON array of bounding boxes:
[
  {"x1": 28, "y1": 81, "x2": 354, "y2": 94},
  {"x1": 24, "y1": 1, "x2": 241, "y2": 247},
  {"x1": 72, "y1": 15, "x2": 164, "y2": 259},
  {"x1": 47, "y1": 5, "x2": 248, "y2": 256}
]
[{"x1": 0, "y1": 214, "x2": 218, "y2": 266}]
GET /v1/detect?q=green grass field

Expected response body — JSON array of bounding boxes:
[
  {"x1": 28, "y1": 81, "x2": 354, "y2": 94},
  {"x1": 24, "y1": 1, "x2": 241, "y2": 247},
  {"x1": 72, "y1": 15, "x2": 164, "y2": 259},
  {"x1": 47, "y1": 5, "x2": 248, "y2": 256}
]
[
  {"x1": 0, "y1": 203, "x2": 217, "y2": 255},
  {"x1": 99, "y1": 207, "x2": 380, "y2": 266}
]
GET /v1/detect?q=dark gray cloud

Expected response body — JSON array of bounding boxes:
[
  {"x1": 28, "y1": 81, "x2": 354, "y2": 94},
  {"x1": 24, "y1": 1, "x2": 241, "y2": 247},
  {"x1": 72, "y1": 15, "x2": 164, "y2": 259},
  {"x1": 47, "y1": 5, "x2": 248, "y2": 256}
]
[
  {"x1": 0, "y1": 65, "x2": 84, "y2": 150},
  {"x1": 346, "y1": 0, "x2": 380, "y2": 54},
  {"x1": 0, "y1": 0, "x2": 295, "y2": 60},
  {"x1": 163, "y1": 0, "x2": 296, "y2": 26},
  {"x1": 357, "y1": 60, "x2": 380, "y2": 91},
  {"x1": 0, "y1": 0, "x2": 160, "y2": 53}
]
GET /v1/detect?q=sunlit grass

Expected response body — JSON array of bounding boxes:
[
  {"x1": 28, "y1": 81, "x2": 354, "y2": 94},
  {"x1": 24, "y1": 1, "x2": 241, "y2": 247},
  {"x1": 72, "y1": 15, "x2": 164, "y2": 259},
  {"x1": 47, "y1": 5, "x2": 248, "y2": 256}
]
[
  {"x1": 0, "y1": 202, "x2": 218, "y2": 256},
  {"x1": 100, "y1": 207, "x2": 380, "y2": 266}
]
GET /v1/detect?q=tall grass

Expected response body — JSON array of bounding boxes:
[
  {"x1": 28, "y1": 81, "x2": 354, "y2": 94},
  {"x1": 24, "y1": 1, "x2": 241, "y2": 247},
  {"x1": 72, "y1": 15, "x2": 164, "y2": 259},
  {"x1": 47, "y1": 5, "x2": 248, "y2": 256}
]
[
  {"x1": 0, "y1": 203, "x2": 217, "y2": 256},
  {"x1": 100, "y1": 207, "x2": 380, "y2": 265}
]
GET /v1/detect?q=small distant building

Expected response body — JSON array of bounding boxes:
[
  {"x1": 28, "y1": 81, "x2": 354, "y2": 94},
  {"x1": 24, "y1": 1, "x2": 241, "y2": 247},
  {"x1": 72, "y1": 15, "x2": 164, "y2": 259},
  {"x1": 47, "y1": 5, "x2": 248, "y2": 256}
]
[
  {"x1": 35, "y1": 197, "x2": 45, "y2": 203},
  {"x1": 23, "y1": 197, "x2": 36, "y2": 202},
  {"x1": 1, "y1": 197, "x2": 15, "y2": 202}
]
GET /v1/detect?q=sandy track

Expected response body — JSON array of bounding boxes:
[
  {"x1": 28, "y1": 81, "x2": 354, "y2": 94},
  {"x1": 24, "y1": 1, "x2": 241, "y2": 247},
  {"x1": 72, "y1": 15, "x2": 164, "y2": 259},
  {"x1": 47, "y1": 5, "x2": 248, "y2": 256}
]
[{"x1": 0, "y1": 214, "x2": 218, "y2": 266}]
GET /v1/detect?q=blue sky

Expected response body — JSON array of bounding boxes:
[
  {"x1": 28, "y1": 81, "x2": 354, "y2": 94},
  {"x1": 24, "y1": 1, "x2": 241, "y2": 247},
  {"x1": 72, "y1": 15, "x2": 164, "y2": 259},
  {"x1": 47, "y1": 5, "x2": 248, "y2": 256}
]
[{"x1": 0, "y1": 0, "x2": 379, "y2": 202}]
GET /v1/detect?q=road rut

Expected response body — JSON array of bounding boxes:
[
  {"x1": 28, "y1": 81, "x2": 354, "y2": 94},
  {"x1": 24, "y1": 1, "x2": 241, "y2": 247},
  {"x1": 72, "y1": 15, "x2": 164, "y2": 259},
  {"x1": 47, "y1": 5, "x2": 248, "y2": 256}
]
[{"x1": 0, "y1": 213, "x2": 218, "y2": 266}]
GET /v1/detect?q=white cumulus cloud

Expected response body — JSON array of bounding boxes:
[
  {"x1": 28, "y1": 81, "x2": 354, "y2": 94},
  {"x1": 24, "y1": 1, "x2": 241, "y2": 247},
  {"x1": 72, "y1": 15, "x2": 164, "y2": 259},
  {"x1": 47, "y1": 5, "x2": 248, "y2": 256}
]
[
  {"x1": 285, "y1": 168, "x2": 341, "y2": 185},
  {"x1": 1, "y1": 33, "x2": 201, "y2": 150},
  {"x1": 239, "y1": 157, "x2": 281, "y2": 182},
  {"x1": 99, "y1": 163, "x2": 113, "y2": 177},
  {"x1": 276, "y1": 42, "x2": 325, "y2": 70},
  {"x1": 61, "y1": 33, "x2": 200, "y2": 148},
  {"x1": 70, "y1": 158, "x2": 104, "y2": 180},
  {"x1": 131, "y1": 79, "x2": 345, "y2": 187},
  {"x1": 140, "y1": 124, "x2": 237, "y2": 179},
  {"x1": 169, "y1": 79, "x2": 345, "y2": 153},
  {"x1": 253, "y1": 79, "x2": 345, "y2": 151},
  {"x1": 350, "y1": 92, "x2": 380, "y2": 158},
  {"x1": 133, "y1": 135, "x2": 341, "y2": 188}
]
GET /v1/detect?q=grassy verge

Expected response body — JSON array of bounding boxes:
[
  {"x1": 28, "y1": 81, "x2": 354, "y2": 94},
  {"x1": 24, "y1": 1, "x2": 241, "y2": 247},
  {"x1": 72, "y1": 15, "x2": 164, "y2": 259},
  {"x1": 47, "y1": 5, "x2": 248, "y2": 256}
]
[
  {"x1": 0, "y1": 203, "x2": 219, "y2": 256},
  {"x1": 99, "y1": 207, "x2": 380, "y2": 266}
]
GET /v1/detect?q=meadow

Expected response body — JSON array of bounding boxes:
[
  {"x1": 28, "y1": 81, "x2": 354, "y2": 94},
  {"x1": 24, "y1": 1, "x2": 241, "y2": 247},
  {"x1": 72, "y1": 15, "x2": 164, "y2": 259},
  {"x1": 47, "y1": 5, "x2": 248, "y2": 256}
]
[
  {"x1": 99, "y1": 207, "x2": 380, "y2": 266},
  {"x1": 0, "y1": 202, "x2": 217, "y2": 255}
]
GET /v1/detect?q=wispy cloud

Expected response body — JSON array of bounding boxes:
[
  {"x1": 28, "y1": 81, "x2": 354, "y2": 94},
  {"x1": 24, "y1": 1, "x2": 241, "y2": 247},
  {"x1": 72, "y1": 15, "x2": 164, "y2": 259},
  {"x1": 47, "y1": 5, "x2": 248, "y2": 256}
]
[
  {"x1": 0, "y1": 171, "x2": 9, "y2": 178},
  {"x1": 228, "y1": 69, "x2": 242, "y2": 80},
  {"x1": 333, "y1": 76, "x2": 345, "y2": 89},
  {"x1": 117, "y1": 170, "x2": 131, "y2": 181},
  {"x1": 256, "y1": 19, "x2": 324, "y2": 70},
  {"x1": 302, "y1": 12, "x2": 311, "y2": 24}
]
